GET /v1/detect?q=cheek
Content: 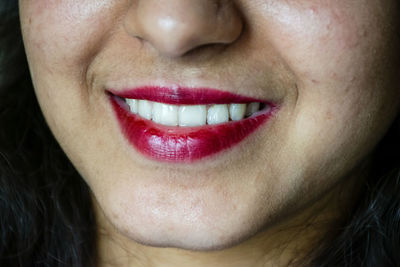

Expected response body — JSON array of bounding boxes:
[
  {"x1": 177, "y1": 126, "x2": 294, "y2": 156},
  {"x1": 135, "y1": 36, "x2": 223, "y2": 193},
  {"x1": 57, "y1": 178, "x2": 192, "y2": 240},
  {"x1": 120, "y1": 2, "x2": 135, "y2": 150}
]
[
  {"x1": 260, "y1": 1, "x2": 380, "y2": 83},
  {"x1": 256, "y1": 1, "x2": 400, "y2": 175},
  {"x1": 20, "y1": 0, "x2": 121, "y2": 73},
  {"x1": 19, "y1": 0, "x2": 126, "y2": 135}
]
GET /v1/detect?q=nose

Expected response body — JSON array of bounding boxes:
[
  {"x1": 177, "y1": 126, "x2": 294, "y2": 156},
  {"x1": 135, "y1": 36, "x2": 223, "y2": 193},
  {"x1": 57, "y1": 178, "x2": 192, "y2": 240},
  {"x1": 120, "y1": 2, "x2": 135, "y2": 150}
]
[{"x1": 125, "y1": 0, "x2": 243, "y2": 57}]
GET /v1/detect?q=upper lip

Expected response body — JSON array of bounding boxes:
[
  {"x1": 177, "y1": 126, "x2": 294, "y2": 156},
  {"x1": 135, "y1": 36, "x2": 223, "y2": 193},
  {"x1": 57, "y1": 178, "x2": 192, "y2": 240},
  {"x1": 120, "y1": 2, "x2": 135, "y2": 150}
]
[{"x1": 107, "y1": 86, "x2": 271, "y2": 105}]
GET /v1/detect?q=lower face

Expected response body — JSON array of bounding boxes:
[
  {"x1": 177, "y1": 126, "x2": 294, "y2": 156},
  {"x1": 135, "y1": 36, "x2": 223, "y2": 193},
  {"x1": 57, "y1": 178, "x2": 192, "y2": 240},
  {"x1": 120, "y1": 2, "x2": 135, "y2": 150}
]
[{"x1": 20, "y1": 0, "x2": 399, "y2": 250}]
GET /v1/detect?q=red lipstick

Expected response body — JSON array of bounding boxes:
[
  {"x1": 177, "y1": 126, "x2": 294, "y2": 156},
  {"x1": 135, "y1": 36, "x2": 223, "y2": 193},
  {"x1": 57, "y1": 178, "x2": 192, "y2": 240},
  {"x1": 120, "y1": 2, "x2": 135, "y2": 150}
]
[
  {"x1": 108, "y1": 87, "x2": 264, "y2": 105},
  {"x1": 109, "y1": 87, "x2": 277, "y2": 162}
]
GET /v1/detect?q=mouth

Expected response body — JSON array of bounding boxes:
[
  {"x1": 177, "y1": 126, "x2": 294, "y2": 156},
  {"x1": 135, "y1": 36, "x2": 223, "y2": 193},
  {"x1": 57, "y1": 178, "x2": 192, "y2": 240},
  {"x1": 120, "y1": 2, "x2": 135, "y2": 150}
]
[{"x1": 108, "y1": 86, "x2": 278, "y2": 162}]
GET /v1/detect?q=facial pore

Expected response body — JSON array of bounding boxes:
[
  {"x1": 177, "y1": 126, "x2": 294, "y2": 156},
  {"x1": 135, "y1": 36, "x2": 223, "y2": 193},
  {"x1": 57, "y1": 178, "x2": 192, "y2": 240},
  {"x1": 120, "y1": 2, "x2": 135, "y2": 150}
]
[{"x1": 20, "y1": 0, "x2": 400, "y2": 251}]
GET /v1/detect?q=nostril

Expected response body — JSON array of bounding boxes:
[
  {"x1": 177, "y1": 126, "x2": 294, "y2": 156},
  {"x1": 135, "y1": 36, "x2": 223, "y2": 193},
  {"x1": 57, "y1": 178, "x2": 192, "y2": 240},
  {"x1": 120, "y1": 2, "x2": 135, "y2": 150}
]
[
  {"x1": 215, "y1": 1, "x2": 222, "y2": 15},
  {"x1": 180, "y1": 43, "x2": 228, "y2": 58},
  {"x1": 124, "y1": 0, "x2": 244, "y2": 58}
]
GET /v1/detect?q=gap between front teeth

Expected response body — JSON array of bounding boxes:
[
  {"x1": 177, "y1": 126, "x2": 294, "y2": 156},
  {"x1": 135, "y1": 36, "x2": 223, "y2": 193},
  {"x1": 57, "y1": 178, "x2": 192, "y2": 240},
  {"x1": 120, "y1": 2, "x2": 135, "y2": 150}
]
[{"x1": 125, "y1": 99, "x2": 264, "y2": 127}]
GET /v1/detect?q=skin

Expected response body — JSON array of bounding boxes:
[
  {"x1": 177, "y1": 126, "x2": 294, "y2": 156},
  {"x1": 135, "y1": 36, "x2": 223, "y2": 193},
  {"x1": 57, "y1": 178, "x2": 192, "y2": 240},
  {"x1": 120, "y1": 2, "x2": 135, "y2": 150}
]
[{"x1": 19, "y1": 0, "x2": 400, "y2": 266}]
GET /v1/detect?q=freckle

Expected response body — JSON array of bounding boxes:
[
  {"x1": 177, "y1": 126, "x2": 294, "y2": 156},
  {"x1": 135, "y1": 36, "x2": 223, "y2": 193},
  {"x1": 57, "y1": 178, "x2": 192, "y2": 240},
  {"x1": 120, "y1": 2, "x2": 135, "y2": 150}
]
[
  {"x1": 96, "y1": 138, "x2": 104, "y2": 147},
  {"x1": 111, "y1": 213, "x2": 120, "y2": 220},
  {"x1": 325, "y1": 111, "x2": 333, "y2": 120},
  {"x1": 310, "y1": 6, "x2": 318, "y2": 14},
  {"x1": 311, "y1": 79, "x2": 319, "y2": 84},
  {"x1": 360, "y1": 29, "x2": 368, "y2": 38}
]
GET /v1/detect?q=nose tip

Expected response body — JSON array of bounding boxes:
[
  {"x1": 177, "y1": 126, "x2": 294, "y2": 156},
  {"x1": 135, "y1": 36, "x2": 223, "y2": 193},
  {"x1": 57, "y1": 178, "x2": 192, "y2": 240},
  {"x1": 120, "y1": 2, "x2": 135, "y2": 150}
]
[{"x1": 125, "y1": 0, "x2": 243, "y2": 58}]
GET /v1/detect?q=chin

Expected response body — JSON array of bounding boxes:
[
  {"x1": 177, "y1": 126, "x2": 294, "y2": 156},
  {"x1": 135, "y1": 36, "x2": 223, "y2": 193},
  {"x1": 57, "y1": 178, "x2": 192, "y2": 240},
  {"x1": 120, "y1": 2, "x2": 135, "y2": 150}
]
[
  {"x1": 113, "y1": 219, "x2": 258, "y2": 251},
  {"x1": 94, "y1": 185, "x2": 266, "y2": 252}
]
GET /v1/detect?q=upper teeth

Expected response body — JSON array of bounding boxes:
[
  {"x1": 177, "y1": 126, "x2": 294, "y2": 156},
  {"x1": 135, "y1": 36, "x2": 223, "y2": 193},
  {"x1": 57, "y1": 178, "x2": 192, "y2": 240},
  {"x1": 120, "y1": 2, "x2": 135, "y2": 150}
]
[{"x1": 125, "y1": 99, "x2": 265, "y2": 127}]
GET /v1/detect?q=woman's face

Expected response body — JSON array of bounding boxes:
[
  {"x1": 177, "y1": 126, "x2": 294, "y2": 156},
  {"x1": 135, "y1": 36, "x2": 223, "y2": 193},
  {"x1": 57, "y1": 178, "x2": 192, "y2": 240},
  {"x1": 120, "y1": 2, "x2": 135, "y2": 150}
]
[{"x1": 20, "y1": 0, "x2": 399, "y2": 250}]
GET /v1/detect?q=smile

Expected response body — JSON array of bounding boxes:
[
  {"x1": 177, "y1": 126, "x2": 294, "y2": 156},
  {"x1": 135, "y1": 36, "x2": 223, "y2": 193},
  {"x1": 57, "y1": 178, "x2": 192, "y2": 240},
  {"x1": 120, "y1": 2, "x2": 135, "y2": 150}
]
[{"x1": 109, "y1": 87, "x2": 277, "y2": 162}]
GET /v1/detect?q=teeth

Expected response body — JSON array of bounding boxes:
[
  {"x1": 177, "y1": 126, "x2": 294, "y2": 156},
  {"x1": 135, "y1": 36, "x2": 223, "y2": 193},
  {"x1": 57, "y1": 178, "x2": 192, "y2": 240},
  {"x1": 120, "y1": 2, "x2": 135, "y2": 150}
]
[
  {"x1": 246, "y1": 102, "x2": 260, "y2": 117},
  {"x1": 152, "y1": 103, "x2": 178, "y2": 126},
  {"x1": 229, "y1": 104, "x2": 246, "y2": 121},
  {"x1": 125, "y1": 99, "x2": 263, "y2": 126},
  {"x1": 126, "y1": 99, "x2": 138, "y2": 113},
  {"x1": 138, "y1": 100, "x2": 153, "y2": 120},
  {"x1": 207, "y1": 104, "x2": 229, "y2": 125},
  {"x1": 179, "y1": 105, "x2": 207, "y2": 126}
]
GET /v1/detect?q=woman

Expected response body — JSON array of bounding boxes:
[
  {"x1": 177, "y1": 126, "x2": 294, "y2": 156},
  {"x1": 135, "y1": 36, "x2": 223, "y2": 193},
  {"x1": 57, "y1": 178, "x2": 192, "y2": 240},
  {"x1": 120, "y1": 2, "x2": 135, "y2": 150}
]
[{"x1": 1, "y1": 0, "x2": 399, "y2": 266}]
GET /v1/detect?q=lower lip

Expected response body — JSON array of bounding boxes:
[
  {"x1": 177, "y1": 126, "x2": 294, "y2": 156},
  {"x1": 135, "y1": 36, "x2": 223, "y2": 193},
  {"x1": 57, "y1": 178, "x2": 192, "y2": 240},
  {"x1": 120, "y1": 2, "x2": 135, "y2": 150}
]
[{"x1": 110, "y1": 97, "x2": 276, "y2": 163}]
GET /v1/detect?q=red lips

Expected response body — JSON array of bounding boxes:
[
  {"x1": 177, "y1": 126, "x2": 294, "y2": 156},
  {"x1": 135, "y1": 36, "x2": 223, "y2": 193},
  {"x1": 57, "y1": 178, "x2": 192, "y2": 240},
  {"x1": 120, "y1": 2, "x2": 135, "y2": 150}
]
[{"x1": 109, "y1": 87, "x2": 277, "y2": 162}]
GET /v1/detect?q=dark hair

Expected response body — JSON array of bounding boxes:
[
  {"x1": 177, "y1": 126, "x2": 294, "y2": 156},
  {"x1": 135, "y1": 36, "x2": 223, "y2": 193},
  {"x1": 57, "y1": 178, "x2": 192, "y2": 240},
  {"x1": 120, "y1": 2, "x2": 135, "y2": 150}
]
[
  {"x1": 1, "y1": 1, "x2": 399, "y2": 266},
  {"x1": 309, "y1": 119, "x2": 400, "y2": 266},
  {"x1": 0, "y1": 1, "x2": 97, "y2": 266}
]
